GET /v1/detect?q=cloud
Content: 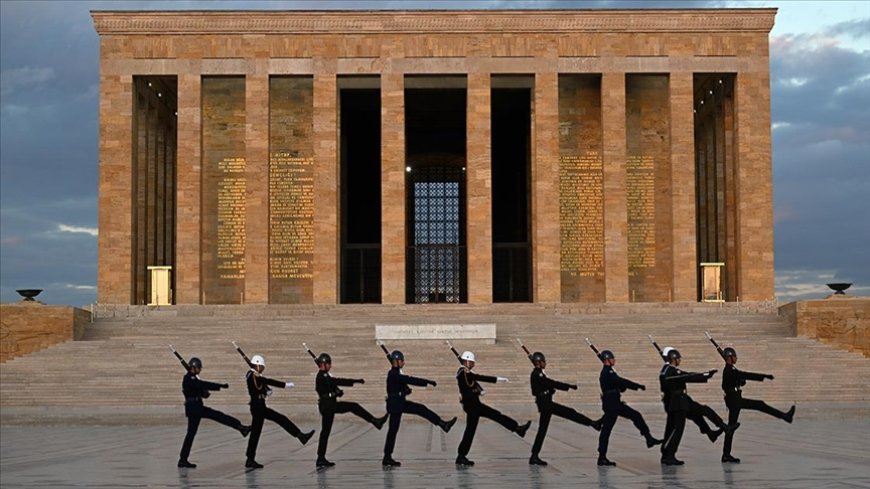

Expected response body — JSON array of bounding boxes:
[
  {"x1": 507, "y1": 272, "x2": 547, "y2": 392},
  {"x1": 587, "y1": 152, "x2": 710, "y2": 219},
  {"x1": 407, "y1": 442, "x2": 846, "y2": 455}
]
[
  {"x1": 57, "y1": 224, "x2": 98, "y2": 237},
  {"x1": 776, "y1": 268, "x2": 870, "y2": 303},
  {"x1": 0, "y1": 66, "x2": 55, "y2": 96},
  {"x1": 824, "y1": 18, "x2": 870, "y2": 39},
  {"x1": 63, "y1": 283, "x2": 97, "y2": 291}
]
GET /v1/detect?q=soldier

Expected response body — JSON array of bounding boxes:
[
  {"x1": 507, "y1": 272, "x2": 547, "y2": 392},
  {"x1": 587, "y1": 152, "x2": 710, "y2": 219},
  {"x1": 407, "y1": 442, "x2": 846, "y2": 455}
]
[
  {"x1": 455, "y1": 351, "x2": 531, "y2": 466},
  {"x1": 178, "y1": 357, "x2": 250, "y2": 468},
  {"x1": 595, "y1": 350, "x2": 662, "y2": 466},
  {"x1": 315, "y1": 352, "x2": 389, "y2": 468},
  {"x1": 660, "y1": 348, "x2": 738, "y2": 466},
  {"x1": 720, "y1": 347, "x2": 795, "y2": 463},
  {"x1": 383, "y1": 350, "x2": 457, "y2": 467},
  {"x1": 528, "y1": 351, "x2": 602, "y2": 466},
  {"x1": 244, "y1": 354, "x2": 315, "y2": 469}
]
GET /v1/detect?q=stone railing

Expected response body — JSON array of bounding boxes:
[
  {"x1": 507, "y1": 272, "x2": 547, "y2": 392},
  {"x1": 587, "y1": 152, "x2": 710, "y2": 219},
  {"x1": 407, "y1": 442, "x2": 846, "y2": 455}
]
[
  {"x1": 779, "y1": 297, "x2": 869, "y2": 357},
  {"x1": 0, "y1": 303, "x2": 90, "y2": 363}
]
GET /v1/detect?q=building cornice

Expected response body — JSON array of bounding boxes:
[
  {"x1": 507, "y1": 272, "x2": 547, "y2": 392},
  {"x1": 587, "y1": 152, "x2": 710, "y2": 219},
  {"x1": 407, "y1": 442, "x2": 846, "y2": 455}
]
[{"x1": 91, "y1": 9, "x2": 777, "y2": 36}]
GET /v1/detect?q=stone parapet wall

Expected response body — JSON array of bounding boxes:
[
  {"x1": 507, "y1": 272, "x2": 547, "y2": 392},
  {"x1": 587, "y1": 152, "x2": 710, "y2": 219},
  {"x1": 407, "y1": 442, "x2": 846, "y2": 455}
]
[
  {"x1": 0, "y1": 304, "x2": 90, "y2": 363},
  {"x1": 779, "y1": 298, "x2": 869, "y2": 357}
]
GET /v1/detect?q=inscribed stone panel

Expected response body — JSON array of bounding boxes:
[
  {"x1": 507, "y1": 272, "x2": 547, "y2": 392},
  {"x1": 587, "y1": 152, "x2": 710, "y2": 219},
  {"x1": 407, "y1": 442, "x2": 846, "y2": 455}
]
[
  {"x1": 269, "y1": 77, "x2": 315, "y2": 303},
  {"x1": 202, "y1": 77, "x2": 246, "y2": 304}
]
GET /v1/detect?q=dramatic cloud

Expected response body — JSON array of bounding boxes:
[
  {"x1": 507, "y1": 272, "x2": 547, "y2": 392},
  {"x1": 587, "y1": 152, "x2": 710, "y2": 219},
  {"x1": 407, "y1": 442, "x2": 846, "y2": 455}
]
[{"x1": 57, "y1": 224, "x2": 98, "y2": 237}]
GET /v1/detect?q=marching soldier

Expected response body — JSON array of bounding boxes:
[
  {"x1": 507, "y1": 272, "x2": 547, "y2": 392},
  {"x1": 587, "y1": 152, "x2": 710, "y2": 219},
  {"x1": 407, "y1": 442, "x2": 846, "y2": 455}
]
[
  {"x1": 720, "y1": 347, "x2": 795, "y2": 463},
  {"x1": 658, "y1": 348, "x2": 727, "y2": 449},
  {"x1": 178, "y1": 357, "x2": 250, "y2": 468},
  {"x1": 383, "y1": 350, "x2": 457, "y2": 467},
  {"x1": 455, "y1": 351, "x2": 531, "y2": 466},
  {"x1": 528, "y1": 352, "x2": 602, "y2": 466},
  {"x1": 595, "y1": 350, "x2": 662, "y2": 466},
  {"x1": 659, "y1": 348, "x2": 737, "y2": 466},
  {"x1": 315, "y1": 352, "x2": 389, "y2": 468},
  {"x1": 244, "y1": 354, "x2": 314, "y2": 469}
]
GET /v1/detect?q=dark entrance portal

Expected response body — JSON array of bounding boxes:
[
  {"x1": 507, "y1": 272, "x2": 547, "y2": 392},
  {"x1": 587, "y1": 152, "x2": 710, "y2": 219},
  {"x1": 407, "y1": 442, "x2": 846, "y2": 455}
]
[{"x1": 405, "y1": 87, "x2": 467, "y2": 303}]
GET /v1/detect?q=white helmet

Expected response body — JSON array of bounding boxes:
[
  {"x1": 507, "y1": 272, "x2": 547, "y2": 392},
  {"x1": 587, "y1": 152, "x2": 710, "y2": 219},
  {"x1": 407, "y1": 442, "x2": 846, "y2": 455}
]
[
  {"x1": 460, "y1": 351, "x2": 476, "y2": 362},
  {"x1": 661, "y1": 347, "x2": 674, "y2": 357},
  {"x1": 251, "y1": 354, "x2": 265, "y2": 367}
]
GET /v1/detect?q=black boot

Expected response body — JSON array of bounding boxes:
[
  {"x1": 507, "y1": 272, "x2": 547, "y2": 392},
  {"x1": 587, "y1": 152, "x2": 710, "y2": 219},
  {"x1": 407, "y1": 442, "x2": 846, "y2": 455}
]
[
  {"x1": 644, "y1": 433, "x2": 663, "y2": 448},
  {"x1": 316, "y1": 458, "x2": 336, "y2": 468},
  {"x1": 529, "y1": 455, "x2": 548, "y2": 466},
  {"x1": 177, "y1": 460, "x2": 196, "y2": 468},
  {"x1": 245, "y1": 459, "x2": 264, "y2": 469},
  {"x1": 441, "y1": 417, "x2": 457, "y2": 433},
  {"x1": 721, "y1": 454, "x2": 741, "y2": 463},
  {"x1": 373, "y1": 414, "x2": 389, "y2": 430},
  {"x1": 591, "y1": 418, "x2": 603, "y2": 431},
  {"x1": 382, "y1": 457, "x2": 401, "y2": 467},
  {"x1": 597, "y1": 456, "x2": 616, "y2": 466},
  {"x1": 240, "y1": 425, "x2": 251, "y2": 437},
  {"x1": 299, "y1": 430, "x2": 315, "y2": 445},
  {"x1": 661, "y1": 456, "x2": 684, "y2": 466},
  {"x1": 516, "y1": 420, "x2": 531, "y2": 438},
  {"x1": 722, "y1": 422, "x2": 740, "y2": 434},
  {"x1": 455, "y1": 456, "x2": 475, "y2": 466},
  {"x1": 707, "y1": 428, "x2": 723, "y2": 443},
  {"x1": 784, "y1": 405, "x2": 796, "y2": 424}
]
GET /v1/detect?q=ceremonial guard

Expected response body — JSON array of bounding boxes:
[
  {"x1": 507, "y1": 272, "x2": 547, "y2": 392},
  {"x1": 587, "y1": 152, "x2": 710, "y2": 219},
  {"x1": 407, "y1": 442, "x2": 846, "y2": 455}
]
[
  {"x1": 454, "y1": 351, "x2": 531, "y2": 466},
  {"x1": 314, "y1": 352, "x2": 388, "y2": 468},
  {"x1": 720, "y1": 347, "x2": 795, "y2": 463},
  {"x1": 595, "y1": 349, "x2": 662, "y2": 466},
  {"x1": 244, "y1": 354, "x2": 314, "y2": 469},
  {"x1": 177, "y1": 357, "x2": 250, "y2": 468},
  {"x1": 528, "y1": 352, "x2": 602, "y2": 466},
  {"x1": 383, "y1": 350, "x2": 457, "y2": 467},
  {"x1": 659, "y1": 348, "x2": 737, "y2": 466}
]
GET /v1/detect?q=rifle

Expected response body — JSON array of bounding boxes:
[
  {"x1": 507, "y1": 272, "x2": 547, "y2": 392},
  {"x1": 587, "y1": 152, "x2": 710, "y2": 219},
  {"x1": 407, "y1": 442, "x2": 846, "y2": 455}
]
[
  {"x1": 446, "y1": 340, "x2": 462, "y2": 364},
  {"x1": 647, "y1": 335, "x2": 666, "y2": 363},
  {"x1": 585, "y1": 338, "x2": 604, "y2": 363},
  {"x1": 704, "y1": 331, "x2": 726, "y2": 359},
  {"x1": 302, "y1": 342, "x2": 321, "y2": 365},
  {"x1": 169, "y1": 344, "x2": 190, "y2": 370},
  {"x1": 231, "y1": 341, "x2": 254, "y2": 368},
  {"x1": 516, "y1": 338, "x2": 535, "y2": 365}
]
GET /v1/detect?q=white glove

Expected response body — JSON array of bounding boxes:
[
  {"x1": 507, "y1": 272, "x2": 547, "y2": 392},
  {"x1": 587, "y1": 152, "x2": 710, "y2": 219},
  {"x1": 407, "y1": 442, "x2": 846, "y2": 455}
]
[
  {"x1": 497, "y1": 377, "x2": 509, "y2": 383},
  {"x1": 480, "y1": 388, "x2": 486, "y2": 396},
  {"x1": 284, "y1": 382, "x2": 295, "y2": 389}
]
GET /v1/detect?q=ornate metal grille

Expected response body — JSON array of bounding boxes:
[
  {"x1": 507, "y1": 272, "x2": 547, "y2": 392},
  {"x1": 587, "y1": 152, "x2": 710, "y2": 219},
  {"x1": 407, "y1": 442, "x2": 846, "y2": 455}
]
[{"x1": 406, "y1": 165, "x2": 467, "y2": 303}]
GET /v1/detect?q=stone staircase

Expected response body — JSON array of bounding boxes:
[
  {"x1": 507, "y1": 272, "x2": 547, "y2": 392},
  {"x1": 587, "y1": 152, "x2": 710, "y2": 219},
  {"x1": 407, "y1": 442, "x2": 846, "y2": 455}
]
[{"x1": 2, "y1": 304, "x2": 868, "y2": 422}]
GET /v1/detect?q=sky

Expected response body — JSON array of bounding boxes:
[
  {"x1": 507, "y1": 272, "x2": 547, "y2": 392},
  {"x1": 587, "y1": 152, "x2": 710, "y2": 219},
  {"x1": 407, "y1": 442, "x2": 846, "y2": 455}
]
[{"x1": 0, "y1": 0, "x2": 868, "y2": 306}]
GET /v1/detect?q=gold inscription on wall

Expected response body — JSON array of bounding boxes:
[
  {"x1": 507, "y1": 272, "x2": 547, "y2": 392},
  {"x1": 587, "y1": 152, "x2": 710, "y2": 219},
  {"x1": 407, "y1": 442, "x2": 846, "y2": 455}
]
[
  {"x1": 217, "y1": 157, "x2": 246, "y2": 279},
  {"x1": 627, "y1": 155, "x2": 655, "y2": 275},
  {"x1": 269, "y1": 153, "x2": 314, "y2": 280},
  {"x1": 559, "y1": 152, "x2": 604, "y2": 277}
]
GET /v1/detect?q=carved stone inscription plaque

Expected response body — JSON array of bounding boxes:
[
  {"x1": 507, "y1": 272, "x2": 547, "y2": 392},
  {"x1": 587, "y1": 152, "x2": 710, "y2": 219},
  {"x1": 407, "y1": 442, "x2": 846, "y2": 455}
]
[
  {"x1": 269, "y1": 154, "x2": 314, "y2": 280},
  {"x1": 627, "y1": 155, "x2": 656, "y2": 275},
  {"x1": 217, "y1": 157, "x2": 246, "y2": 279},
  {"x1": 559, "y1": 152, "x2": 604, "y2": 278}
]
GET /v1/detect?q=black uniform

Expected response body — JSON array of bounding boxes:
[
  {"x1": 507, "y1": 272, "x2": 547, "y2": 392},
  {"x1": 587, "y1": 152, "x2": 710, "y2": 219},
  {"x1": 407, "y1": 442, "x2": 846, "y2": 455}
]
[
  {"x1": 383, "y1": 366, "x2": 449, "y2": 459},
  {"x1": 456, "y1": 367, "x2": 523, "y2": 459},
  {"x1": 722, "y1": 364, "x2": 792, "y2": 458},
  {"x1": 660, "y1": 365, "x2": 721, "y2": 461},
  {"x1": 597, "y1": 365, "x2": 656, "y2": 458},
  {"x1": 530, "y1": 367, "x2": 599, "y2": 458},
  {"x1": 179, "y1": 372, "x2": 247, "y2": 464},
  {"x1": 245, "y1": 371, "x2": 307, "y2": 462},
  {"x1": 316, "y1": 370, "x2": 381, "y2": 460},
  {"x1": 658, "y1": 364, "x2": 722, "y2": 448}
]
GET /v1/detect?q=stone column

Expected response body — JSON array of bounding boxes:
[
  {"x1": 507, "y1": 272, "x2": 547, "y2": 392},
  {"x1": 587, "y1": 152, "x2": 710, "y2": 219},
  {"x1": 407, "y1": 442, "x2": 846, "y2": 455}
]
[
  {"x1": 313, "y1": 69, "x2": 339, "y2": 304},
  {"x1": 532, "y1": 72, "x2": 561, "y2": 303},
  {"x1": 466, "y1": 73, "x2": 493, "y2": 303},
  {"x1": 669, "y1": 72, "x2": 697, "y2": 302},
  {"x1": 97, "y1": 72, "x2": 133, "y2": 304},
  {"x1": 601, "y1": 73, "x2": 629, "y2": 302},
  {"x1": 735, "y1": 71, "x2": 774, "y2": 301},
  {"x1": 244, "y1": 64, "x2": 269, "y2": 304},
  {"x1": 175, "y1": 72, "x2": 202, "y2": 304},
  {"x1": 381, "y1": 73, "x2": 405, "y2": 304}
]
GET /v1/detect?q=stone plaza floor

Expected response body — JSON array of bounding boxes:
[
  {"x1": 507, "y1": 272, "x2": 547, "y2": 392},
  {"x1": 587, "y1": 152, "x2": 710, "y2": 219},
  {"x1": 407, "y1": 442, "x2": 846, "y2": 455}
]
[{"x1": 2, "y1": 410, "x2": 869, "y2": 488}]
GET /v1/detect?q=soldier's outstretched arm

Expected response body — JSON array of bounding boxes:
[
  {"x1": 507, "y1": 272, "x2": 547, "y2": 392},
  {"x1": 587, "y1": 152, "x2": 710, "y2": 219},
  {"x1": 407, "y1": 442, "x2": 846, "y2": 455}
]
[
  {"x1": 398, "y1": 372, "x2": 436, "y2": 387},
  {"x1": 739, "y1": 369, "x2": 771, "y2": 382}
]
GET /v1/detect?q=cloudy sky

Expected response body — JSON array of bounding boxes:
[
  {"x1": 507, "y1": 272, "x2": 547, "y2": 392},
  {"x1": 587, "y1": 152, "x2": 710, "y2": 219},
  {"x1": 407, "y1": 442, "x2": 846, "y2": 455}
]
[{"x1": 1, "y1": 0, "x2": 867, "y2": 306}]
